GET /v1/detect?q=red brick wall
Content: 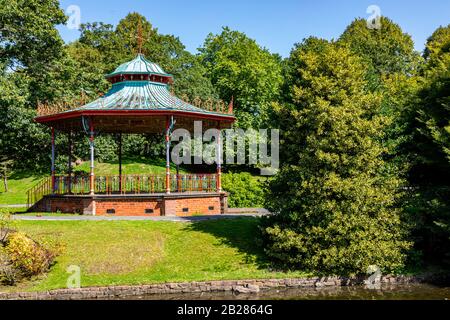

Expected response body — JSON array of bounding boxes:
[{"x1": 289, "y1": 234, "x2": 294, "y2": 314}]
[
  {"x1": 96, "y1": 199, "x2": 162, "y2": 216},
  {"x1": 175, "y1": 197, "x2": 221, "y2": 216},
  {"x1": 31, "y1": 194, "x2": 228, "y2": 217},
  {"x1": 32, "y1": 197, "x2": 94, "y2": 215},
  {"x1": 164, "y1": 199, "x2": 177, "y2": 216}
]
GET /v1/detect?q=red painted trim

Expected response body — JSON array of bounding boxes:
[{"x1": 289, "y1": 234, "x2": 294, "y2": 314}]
[
  {"x1": 34, "y1": 109, "x2": 236, "y2": 124},
  {"x1": 89, "y1": 120, "x2": 94, "y2": 141}
]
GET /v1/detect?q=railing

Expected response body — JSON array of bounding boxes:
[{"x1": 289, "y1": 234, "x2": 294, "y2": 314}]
[
  {"x1": 27, "y1": 176, "x2": 52, "y2": 209},
  {"x1": 93, "y1": 174, "x2": 217, "y2": 194},
  {"x1": 26, "y1": 174, "x2": 217, "y2": 209},
  {"x1": 172, "y1": 174, "x2": 217, "y2": 193},
  {"x1": 94, "y1": 175, "x2": 166, "y2": 194}
]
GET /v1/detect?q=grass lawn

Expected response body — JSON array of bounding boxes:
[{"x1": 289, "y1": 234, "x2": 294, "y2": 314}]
[
  {"x1": 0, "y1": 218, "x2": 309, "y2": 293},
  {"x1": 0, "y1": 157, "x2": 188, "y2": 205},
  {"x1": 0, "y1": 175, "x2": 45, "y2": 205},
  {"x1": 75, "y1": 156, "x2": 188, "y2": 176}
]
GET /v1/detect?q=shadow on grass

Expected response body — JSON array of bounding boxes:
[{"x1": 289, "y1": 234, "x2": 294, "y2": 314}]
[{"x1": 184, "y1": 216, "x2": 270, "y2": 270}]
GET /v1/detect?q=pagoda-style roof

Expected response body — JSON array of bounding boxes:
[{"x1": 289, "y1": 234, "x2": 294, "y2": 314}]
[
  {"x1": 35, "y1": 55, "x2": 235, "y2": 134},
  {"x1": 106, "y1": 54, "x2": 171, "y2": 78},
  {"x1": 77, "y1": 81, "x2": 215, "y2": 114}
]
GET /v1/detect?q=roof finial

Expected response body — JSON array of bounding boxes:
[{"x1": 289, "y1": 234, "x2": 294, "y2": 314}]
[
  {"x1": 228, "y1": 96, "x2": 234, "y2": 114},
  {"x1": 137, "y1": 17, "x2": 143, "y2": 55}
]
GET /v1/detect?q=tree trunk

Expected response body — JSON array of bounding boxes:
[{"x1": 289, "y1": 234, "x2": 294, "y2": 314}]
[{"x1": 3, "y1": 174, "x2": 7, "y2": 193}]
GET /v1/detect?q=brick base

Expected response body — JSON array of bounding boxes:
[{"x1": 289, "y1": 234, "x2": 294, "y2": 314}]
[{"x1": 30, "y1": 193, "x2": 228, "y2": 217}]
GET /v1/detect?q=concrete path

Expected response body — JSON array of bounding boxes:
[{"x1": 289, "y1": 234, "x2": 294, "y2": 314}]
[
  {"x1": 226, "y1": 208, "x2": 270, "y2": 215},
  {"x1": 12, "y1": 213, "x2": 267, "y2": 222},
  {"x1": 0, "y1": 204, "x2": 27, "y2": 208}
]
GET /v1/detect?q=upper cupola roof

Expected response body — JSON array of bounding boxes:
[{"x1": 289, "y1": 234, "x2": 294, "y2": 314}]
[{"x1": 106, "y1": 54, "x2": 171, "y2": 78}]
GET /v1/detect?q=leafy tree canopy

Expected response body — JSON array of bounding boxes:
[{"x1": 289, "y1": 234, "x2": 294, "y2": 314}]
[
  {"x1": 0, "y1": 0, "x2": 66, "y2": 72},
  {"x1": 75, "y1": 13, "x2": 217, "y2": 101},
  {"x1": 339, "y1": 17, "x2": 421, "y2": 87},
  {"x1": 261, "y1": 38, "x2": 410, "y2": 275},
  {"x1": 199, "y1": 27, "x2": 283, "y2": 128}
]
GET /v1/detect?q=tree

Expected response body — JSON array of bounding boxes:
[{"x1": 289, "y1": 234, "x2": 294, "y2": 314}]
[
  {"x1": 339, "y1": 17, "x2": 424, "y2": 191},
  {"x1": 0, "y1": 159, "x2": 12, "y2": 192},
  {"x1": 199, "y1": 27, "x2": 283, "y2": 128},
  {"x1": 416, "y1": 24, "x2": 450, "y2": 185},
  {"x1": 339, "y1": 17, "x2": 421, "y2": 86},
  {"x1": 0, "y1": 0, "x2": 84, "y2": 173},
  {"x1": 407, "y1": 25, "x2": 450, "y2": 264},
  {"x1": 78, "y1": 22, "x2": 126, "y2": 73},
  {"x1": 77, "y1": 13, "x2": 217, "y2": 101},
  {"x1": 0, "y1": 0, "x2": 66, "y2": 72},
  {"x1": 261, "y1": 39, "x2": 411, "y2": 275}
]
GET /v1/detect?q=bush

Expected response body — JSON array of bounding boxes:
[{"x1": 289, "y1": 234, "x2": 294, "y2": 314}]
[
  {"x1": 0, "y1": 247, "x2": 17, "y2": 285},
  {"x1": 5, "y1": 232, "x2": 57, "y2": 278},
  {"x1": 222, "y1": 172, "x2": 265, "y2": 208},
  {"x1": 0, "y1": 212, "x2": 61, "y2": 285}
]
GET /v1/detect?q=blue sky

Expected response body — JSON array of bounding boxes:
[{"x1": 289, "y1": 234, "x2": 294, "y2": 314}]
[{"x1": 58, "y1": 0, "x2": 450, "y2": 57}]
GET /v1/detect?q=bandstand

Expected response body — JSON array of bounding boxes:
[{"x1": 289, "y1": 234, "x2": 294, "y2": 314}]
[{"x1": 27, "y1": 54, "x2": 235, "y2": 216}]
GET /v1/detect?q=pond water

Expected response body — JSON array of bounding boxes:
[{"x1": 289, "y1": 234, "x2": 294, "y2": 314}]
[{"x1": 121, "y1": 283, "x2": 450, "y2": 300}]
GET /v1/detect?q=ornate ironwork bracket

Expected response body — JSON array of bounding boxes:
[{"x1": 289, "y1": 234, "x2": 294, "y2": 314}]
[
  {"x1": 165, "y1": 115, "x2": 176, "y2": 137},
  {"x1": 81, "y1": 116, "x2": 100, "y2": 140},
  {"x1": 81, "y1": 116, "x2": 91, "y2": 136}
]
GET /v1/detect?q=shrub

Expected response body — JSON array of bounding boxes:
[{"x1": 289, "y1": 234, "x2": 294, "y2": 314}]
[
  {"x1": 222, "y1": 172, "x2": 265, "y2": 208},
  {"x1": 5, "y1": 232, "x2": 57, "y2": 278},
  {"x1": 0, "y1": 247, "x2": 17, "y2": 285}
]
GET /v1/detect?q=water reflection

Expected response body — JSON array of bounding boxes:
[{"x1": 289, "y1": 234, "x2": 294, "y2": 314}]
[{"x1": 119, "y1": 283, "x2": 450, "y2": 301}]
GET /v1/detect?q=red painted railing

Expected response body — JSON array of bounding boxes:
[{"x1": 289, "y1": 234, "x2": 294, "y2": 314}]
[{"x1": 26, "y1": 174, "x2": 217, "y2": 209}]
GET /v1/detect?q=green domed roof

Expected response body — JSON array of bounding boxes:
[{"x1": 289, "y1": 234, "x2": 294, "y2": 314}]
[{"x1": 107, "y1": 54, "x2": 171, "y2": 77}]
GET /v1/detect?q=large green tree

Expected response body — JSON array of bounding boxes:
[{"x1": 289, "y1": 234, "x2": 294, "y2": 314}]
[
  {"x1": 77, "y1": 13, "x2": 217, "y2": 101},
  {"x1": 0, "y1": 0, "x2": 68, "y2": 173},
  {"x1": 339, "y1": 17, "x2": 423, "y2": 174},
  {"x1": 408, "y1": 25, "x2": 450, "y2": 264},
  {"x1": 339, "y1": 17, "x2": 421, "y2": 85},
  {"x1": 199, "y1": 27, "x2": 283, "y2": 128},
  {"x1": 420, "y1": 25, "x2": 450, "y2": 162},
  {"x1": 0, "y1": 0, "x2": 66, "y2": 72},
  {"x1": 0, "y1": 72, "x2": 51, "y2": 171},
  {"x1": 261, "y1": 39, "x2": 411, "y2": 275}
]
